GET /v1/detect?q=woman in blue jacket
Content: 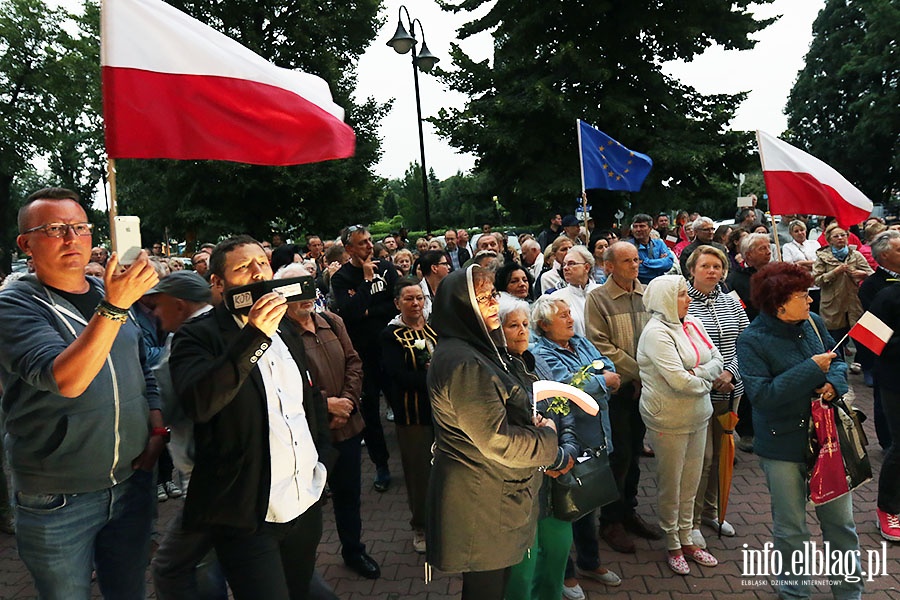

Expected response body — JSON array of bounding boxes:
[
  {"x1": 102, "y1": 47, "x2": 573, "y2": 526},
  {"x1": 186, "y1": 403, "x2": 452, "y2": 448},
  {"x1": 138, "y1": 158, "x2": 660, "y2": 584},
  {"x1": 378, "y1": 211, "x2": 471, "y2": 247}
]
[
  {"x1": 530, "y1": 295, "x2": 621, "y2": 598},
  {"x1": 737, "y1": 262, "x2": 863, "y2": 599}
]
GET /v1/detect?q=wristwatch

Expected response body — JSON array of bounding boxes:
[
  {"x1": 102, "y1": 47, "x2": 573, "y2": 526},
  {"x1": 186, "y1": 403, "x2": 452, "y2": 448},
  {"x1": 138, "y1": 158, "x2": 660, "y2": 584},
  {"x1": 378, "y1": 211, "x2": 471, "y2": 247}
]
[{"x1": 150, "y1": 426, "x2": 172, "y2": 443}]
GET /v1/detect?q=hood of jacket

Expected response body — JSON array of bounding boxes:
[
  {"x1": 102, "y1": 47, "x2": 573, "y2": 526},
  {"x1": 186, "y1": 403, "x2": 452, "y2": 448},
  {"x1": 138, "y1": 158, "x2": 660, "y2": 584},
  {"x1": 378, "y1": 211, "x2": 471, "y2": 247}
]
[
  {"x1": 431, "y1": 265, "x2": 507, "y2": 365},
  {"x1": 642, "y1": 274, "x2": 686, "y2": 325}
]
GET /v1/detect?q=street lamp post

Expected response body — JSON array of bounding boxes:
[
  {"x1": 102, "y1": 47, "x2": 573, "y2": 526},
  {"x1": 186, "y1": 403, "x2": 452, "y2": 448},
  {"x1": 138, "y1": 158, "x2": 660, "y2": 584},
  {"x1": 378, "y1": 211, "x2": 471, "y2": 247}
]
[{"x1": 386, "y1": 5, "x2": 439, "y2": 235}]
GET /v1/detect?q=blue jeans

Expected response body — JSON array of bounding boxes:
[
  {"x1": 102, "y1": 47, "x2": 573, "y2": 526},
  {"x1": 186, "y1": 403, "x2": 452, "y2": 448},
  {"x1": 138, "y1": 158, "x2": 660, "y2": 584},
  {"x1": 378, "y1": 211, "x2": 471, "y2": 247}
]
[
  {"x1": 759, "y1": 457, "x2": 863, "y2": 599},
  {"x1": 15, "y1": 469, "x2": 154, "y2": 600}
]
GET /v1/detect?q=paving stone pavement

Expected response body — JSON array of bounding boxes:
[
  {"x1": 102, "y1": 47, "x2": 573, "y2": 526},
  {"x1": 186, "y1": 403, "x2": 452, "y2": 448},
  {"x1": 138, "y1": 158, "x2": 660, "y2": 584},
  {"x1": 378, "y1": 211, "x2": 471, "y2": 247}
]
[{"x1": 1, "y1": 373, "x2": 899, "y2": 598}]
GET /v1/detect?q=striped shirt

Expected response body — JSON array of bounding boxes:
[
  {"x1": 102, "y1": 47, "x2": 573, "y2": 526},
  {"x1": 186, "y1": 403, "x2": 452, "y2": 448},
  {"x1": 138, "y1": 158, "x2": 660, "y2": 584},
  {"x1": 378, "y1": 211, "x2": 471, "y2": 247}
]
[{"x1": 686, "y1": 281, "x2": 750, "y2": 403}]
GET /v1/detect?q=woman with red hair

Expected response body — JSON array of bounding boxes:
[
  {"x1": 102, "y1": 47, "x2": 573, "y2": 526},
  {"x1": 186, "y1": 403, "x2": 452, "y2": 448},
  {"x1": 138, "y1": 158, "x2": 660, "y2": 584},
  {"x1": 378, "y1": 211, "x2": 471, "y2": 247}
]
[{"x1": 737, "y1": 262, "x2": 863, "y2": 599}]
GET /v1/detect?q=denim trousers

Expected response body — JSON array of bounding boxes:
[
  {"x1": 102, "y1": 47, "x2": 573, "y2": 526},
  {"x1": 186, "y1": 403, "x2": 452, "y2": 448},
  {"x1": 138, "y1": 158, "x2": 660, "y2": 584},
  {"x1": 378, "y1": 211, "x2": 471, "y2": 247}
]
[
  {"x1": 759, "y1": 457, "x2": 863, "y2": 599},
  {"x1": 14, "y1": 468, "x2": 154, "y2": 600}
]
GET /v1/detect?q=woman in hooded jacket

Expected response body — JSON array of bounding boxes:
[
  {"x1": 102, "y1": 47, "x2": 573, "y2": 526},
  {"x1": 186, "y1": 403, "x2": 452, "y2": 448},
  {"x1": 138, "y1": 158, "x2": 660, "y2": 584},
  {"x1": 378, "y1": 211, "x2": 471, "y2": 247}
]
[
  {"x1": 427, "y1": 265, "x2": 559, "y2": 599},
  {"x1": 637, "y1": 275, "x2": 724, "y2": 576}
]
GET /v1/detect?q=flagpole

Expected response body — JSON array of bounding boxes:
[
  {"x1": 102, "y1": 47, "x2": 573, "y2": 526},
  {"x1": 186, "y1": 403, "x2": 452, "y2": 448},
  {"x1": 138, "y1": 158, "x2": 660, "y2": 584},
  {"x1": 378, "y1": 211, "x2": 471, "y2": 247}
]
[
  {"x1": 107, "y1": 157, "x2": 119, "y2": 255},
  {"x1": 577, "y1": 119, "x2": 586, "y2": 192},
  {"x1": 756, "y1": 131, "x2": 783, "y2": 261},
  {"x1": 831, "y1": 332, "x2": 850, "y2": 354}
]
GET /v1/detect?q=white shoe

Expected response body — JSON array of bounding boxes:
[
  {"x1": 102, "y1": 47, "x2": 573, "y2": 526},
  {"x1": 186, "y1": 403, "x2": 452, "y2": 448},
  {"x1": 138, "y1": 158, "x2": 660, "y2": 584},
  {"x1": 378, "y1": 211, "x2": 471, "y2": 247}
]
[
  {"x1": 561, "y1": 582, "x2": 585, "y2": 600},
  {"x1": 691, "y1": 528, "x2": 707, "y2": 549},
  {"x1": 701, "y1": 516, "x2": 735, "y2": 536},
  {"x1": 412, "y1": 530, "x2": 426, "y2": 554}
]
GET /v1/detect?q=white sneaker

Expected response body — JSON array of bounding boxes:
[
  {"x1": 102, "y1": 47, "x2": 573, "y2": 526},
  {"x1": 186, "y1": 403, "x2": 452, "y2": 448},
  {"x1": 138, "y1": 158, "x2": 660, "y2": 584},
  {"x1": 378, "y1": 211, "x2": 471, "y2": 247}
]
[
  {"x1": 561, "y1": 582, "x2": 585, "y2": 600},
  {"x1": 412, "y1": 530, "x2": 426, "y2": 554},
  {"x1": 691, "y1": 528, "x2": 707, "y2": 549},
  {"x1": 701, "y1": 516, "x2": 735, "y2": 536}
]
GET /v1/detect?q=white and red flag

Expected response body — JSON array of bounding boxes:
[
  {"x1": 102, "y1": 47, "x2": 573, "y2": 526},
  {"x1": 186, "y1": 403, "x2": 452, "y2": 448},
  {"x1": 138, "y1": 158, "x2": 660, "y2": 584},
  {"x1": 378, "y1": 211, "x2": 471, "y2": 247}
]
[
  {"x1": 848, "y1": 311, "x2": 894, "y2": 356},
  {"x1": 756, "y1": 131, "x2": 872, "y2": 227},
  {"x1": 101, "y1": 0, "x2": 355, "y2": 165}
]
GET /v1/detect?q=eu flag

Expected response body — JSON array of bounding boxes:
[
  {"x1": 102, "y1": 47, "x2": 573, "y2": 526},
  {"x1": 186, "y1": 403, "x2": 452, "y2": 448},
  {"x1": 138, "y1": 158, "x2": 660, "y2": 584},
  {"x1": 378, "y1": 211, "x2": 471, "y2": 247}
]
[{"x1": 578, "y1": 120, "x2": 652, "y2": 192}]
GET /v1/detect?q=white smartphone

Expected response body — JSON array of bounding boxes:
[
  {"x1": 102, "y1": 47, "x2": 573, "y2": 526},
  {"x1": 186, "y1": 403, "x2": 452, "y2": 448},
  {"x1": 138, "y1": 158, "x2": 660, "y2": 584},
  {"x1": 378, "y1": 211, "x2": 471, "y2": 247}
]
[{"x1": 113, "y1": 216, "x2": 142, "y2": 266}]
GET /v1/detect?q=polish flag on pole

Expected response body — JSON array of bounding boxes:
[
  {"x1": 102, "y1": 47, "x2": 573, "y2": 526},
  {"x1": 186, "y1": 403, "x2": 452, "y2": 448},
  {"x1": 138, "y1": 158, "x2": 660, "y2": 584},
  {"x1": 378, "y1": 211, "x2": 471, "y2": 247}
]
[
  {"x1": 756, "y1": 131, "x2": 872, "y2": 227},
  {"x1": 101, "y1": 0, "x2": 355, "y2": 166},
  {"x1": 848, "y1": 311, "x2": 894, "y2": 356}
]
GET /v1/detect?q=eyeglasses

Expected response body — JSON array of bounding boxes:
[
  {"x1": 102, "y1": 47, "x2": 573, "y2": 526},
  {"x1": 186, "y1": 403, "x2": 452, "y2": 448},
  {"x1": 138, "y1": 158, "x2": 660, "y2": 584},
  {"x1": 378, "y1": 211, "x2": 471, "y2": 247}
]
[
  {"x1": 563, "y1": 261, "x2": 588, "y2": 268},
  {"x1": 475, "y1": 291, "x2": 501, "y2": 305},
  {"x1": 23, "y1": 222, "x2": 93, "y2": 237},
  {"x1": 437, "y1": 262, "x2": 450, "y2": 267},
  {"x1": 699, "y1": 227, "x2": 715, "y2": 232}
]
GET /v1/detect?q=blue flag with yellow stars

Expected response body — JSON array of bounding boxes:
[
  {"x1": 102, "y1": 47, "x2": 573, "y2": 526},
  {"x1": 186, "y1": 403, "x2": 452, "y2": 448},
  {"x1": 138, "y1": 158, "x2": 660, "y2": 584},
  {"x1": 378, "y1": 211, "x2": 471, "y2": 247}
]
[{"x1": 578, "y1": 120, "x2": 652, "y2": 192}]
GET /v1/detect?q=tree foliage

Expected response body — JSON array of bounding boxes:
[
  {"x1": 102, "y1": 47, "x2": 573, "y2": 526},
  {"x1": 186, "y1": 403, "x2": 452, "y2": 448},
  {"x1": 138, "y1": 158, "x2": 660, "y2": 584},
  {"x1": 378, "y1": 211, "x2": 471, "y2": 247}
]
[
  {"x1": 431, "y1": 0, "x2": 772, "y2": 226},
  {"x1": 786, "y1": 0, "x2": 899, "y2": 203},
  {"x1": 0, "y1": 0, "x2": 101, "y2": 273},
  {"x1": 117, "y1": 0, "x2": 388, "y2": 248}
]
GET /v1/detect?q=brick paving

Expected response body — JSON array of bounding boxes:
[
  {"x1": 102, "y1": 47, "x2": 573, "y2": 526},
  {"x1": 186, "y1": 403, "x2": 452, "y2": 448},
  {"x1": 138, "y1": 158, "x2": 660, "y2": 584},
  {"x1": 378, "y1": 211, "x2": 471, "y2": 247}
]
[{"x1": 2, "y1": 373, "x2": 899, "y2": 598}]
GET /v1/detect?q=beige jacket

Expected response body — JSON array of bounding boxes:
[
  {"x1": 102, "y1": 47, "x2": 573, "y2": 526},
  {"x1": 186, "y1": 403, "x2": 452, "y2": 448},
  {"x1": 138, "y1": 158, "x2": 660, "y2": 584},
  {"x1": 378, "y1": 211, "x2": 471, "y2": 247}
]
[
  {"x1": 584, "y1": 276, "x2": 650, "y2": 385},
  {"x1": 812, "y1": 247, "x2": 873, "y2": 330}
]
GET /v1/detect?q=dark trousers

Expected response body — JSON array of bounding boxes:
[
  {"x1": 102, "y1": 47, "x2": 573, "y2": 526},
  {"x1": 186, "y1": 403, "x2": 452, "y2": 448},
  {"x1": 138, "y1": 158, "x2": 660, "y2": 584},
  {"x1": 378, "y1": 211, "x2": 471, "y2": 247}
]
[
  {"x1": 462, "y1": 567, "x2": 511, "y2": 600},
  {"x1": 877, "y1": 384, "x2": 900, "y2": 514},
  {"x1": 600, "y1": 384, "x2": 644, "y2": 524},
  {"x1": 213, "y1": 504, "x2": 322, "y2": 600},
  {"x1": 736, "y1": 393, "x2": 755, "y2": 438},
  {"x1": 563, "y1": 509, "x2": 601, "y2": 578},
  {"x1": 329, "y1": 434, "x2": 365, "y2": 560},
  {"x1": 359, "y1": 349, "x2": 389, "y2": 468},
  {"x1": 157, "y1": 446, "x2": 175, "y2": 485},
  {"x1": 396, "y1": 424, "x2": 434, "y2": 530}
]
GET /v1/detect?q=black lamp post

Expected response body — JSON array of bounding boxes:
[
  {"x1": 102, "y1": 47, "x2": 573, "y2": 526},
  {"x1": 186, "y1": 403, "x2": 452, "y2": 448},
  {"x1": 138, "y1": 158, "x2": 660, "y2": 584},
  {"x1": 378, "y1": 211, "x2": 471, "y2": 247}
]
[{"x1": 386, "y1": 5, "x2": 439, "y2": 235}]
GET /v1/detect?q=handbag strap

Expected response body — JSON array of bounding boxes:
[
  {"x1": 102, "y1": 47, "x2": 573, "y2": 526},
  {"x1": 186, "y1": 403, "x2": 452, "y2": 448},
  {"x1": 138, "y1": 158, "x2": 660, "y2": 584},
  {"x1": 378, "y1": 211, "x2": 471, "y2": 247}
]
[{"x1": 807, "y1": 316, "x2": 825, "y2": 352}]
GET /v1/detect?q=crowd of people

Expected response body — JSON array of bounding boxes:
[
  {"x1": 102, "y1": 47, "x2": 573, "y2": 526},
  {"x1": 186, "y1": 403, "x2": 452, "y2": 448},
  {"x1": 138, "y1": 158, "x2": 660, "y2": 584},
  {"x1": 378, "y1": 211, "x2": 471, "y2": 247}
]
[{"x1": 0, "y1": 186, "x2": 898, "y2": 600}]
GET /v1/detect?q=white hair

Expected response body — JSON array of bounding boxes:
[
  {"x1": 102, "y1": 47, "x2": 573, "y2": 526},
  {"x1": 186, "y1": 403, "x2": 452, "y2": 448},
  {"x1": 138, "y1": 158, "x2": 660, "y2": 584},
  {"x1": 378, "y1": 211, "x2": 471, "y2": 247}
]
[
  {"x1": 530, "y1": 294, "x2": 569, "y2": 337},
  {"x1": 691, "y1": 217, "x2": 715, "y2": 232},
  {"x1": 275, "y1": 262, "x2": 314, "y2": 279},
  {"x1": 566, "y1": 245, "x2": 595, "y2": 267},
  {"x1": 498, "y1": 294, "x2": 530, "y2": 325},
  {"x1": 740, "y1": 232, "x2": 771, "y2": 256}
]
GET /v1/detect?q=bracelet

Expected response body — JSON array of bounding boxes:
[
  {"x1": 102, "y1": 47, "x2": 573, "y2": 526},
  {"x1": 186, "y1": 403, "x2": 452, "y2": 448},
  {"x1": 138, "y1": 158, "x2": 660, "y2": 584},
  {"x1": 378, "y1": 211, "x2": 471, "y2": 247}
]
[
  {"x1": 95, "y1": 303, "x2": 128, "y2": 323},
  {"x1": 99, "y1": 300, "x2": 129, "y2": 315}
]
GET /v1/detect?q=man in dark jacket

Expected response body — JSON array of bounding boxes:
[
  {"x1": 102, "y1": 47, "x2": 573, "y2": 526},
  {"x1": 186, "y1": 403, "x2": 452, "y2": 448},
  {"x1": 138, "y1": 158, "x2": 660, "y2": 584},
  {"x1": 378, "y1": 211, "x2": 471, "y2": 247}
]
[
  {"x1": 862, "y1": 231, "x2": 900, "y2": 541},
  {"x1": 331, "y1": 225, "x2": 399, "y2": 491},
  {"x1": 443, "y1": 229, "x2": 471, "y2": 270},
  {"x1": 170, "y1": 235, "x2": 334, "y2": 600},
  {"x1": 0, "y1": 187, "x2": 162, "y2": 598},
  {"x1": 678, "y1": 217, "x2": 728, "y2": 276}
]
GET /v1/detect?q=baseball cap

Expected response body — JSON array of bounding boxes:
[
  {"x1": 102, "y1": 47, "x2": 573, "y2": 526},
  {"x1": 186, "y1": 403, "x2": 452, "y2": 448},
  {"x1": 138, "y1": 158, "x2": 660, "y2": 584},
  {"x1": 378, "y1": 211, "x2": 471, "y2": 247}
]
[
  {"x1": 144, "y1": 271, "x2": 211, "y2": 303},
  {"x1": 562, "y1": 215, "x2": 580, "y2": 227}
]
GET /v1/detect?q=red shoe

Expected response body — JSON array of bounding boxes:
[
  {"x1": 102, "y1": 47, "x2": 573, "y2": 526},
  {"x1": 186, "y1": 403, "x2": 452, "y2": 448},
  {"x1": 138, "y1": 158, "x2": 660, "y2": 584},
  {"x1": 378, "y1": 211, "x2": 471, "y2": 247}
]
[{"x1": 877, "y1": 508, "x2": 900, "y2": 542}]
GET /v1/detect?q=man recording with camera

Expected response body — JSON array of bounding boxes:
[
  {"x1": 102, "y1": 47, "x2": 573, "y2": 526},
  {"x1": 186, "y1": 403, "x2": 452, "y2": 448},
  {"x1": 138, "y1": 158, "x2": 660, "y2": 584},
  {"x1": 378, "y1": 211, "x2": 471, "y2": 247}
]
[{"x1": 169, "y1": 235, "x2": 334, "y2": 600}]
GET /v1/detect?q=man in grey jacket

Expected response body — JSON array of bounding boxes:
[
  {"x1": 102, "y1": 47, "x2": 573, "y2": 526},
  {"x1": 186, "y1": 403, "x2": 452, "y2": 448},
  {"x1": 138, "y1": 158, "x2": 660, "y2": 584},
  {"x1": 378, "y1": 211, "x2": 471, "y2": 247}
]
[{"x1": 0, "y1": 187, "x2": 163, "y2": 599}]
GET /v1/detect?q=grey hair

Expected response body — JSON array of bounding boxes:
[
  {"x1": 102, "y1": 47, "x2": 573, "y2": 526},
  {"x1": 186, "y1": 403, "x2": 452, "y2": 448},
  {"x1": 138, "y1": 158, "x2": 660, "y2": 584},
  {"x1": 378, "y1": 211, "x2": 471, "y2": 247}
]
[
  {"x1": 741, "y1": 232, "x2": 771, "y2": 256},
  {"x1": 565, "y1": 244, "x2": 595, "y2": 267},
  {"x1": 275, "y1": 262, "x2": 313, "y2": 279},
  {"x1": 871, "y1": 230, "x2": 900, "y2": 264},
  {"x1": 521, "y1": 238, "x2": 540, "y2": 253},
  {"x1": 473, "y1": 250, "x2": 504, "y2": 272},
  {"x1": 691, "y1": 217, "x2": 715, "y2": 232},
  {"x1": 498, "y1": 294, "x2": 530, "y2": 325},
  {"x1": 530, "y1": 294, "x2": 569, "y2": 336}
]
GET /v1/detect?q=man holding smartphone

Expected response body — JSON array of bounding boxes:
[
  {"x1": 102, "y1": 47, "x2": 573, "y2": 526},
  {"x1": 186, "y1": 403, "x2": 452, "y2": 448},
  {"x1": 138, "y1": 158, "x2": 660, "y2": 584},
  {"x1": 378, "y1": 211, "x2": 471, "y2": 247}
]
[
  {"x1": 0, "y1": 187, "x2": 163, "y2": 598},
  {"x1": 169, "y1": 235, "x2": 335, "y2": 599}
]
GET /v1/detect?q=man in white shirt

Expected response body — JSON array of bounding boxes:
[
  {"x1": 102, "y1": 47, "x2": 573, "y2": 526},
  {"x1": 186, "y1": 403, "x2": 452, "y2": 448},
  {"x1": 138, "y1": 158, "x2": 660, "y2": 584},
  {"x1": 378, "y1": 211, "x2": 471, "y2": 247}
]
[
  {"x1": 170, "y1": 235, "x2": 335, "y2": 600},
  {"x1": 521, "y1": 238, "x2": 545, "y2": 281}
]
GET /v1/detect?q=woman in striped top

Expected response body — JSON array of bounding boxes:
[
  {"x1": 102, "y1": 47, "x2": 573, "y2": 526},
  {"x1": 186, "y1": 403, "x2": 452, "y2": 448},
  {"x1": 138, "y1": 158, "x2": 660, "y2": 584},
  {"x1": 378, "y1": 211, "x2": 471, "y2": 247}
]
[{"x1": 685, "y1": 245, "x2": 750, "y2": 548}]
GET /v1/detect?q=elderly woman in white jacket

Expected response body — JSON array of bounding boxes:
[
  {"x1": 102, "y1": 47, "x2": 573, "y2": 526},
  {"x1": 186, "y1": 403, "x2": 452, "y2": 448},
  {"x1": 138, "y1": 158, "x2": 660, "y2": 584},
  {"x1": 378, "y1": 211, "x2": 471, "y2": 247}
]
[{"x1": 637, "y1": 275, "x2": 724, "y2": 576}]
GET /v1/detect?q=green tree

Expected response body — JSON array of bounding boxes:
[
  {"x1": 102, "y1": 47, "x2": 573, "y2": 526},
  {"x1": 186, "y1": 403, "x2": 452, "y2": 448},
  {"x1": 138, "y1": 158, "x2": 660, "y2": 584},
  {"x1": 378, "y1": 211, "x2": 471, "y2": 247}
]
[
  {"x1": 431, "y1": 0, "x2": 770, "y2": 225},
  {"x1": 786, "y1": 0, "x2": 899, "y2": 203},
  {"x1": 0, "y1": 0, "x2": 96, "y2": 272},
  {"x1": 115, "y1": 0, "x2": 389, "y2": 248}
]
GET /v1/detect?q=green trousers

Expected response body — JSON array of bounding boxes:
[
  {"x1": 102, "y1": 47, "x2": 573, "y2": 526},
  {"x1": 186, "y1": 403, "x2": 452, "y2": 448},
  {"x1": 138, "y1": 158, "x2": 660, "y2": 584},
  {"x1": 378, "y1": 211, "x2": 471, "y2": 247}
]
[{"x1": 505, "y1": 516, "x2": 573, "y2": 600}]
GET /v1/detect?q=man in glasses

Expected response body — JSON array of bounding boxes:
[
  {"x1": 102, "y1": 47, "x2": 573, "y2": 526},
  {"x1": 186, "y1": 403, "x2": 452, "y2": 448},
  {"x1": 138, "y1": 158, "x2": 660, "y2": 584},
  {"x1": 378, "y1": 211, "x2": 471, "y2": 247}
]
[
  {"x1": 678, "y1": 216, "x2": 728, "y2": 276},
  {"x1": 0, "y1": 187, "x2": 163, "y2": 597},
  {"x1": 331, "y1": 225, "x2": 399, "y2": 495}
]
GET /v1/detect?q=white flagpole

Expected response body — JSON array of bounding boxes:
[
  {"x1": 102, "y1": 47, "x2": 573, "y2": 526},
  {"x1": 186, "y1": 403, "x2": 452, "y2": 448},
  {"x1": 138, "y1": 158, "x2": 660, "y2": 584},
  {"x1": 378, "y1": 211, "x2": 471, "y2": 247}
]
[
  {"x1": 756, "y1": 130, "x2": 783, "y2": 261},
  {"x1": 577, "y1": 119, "x2": 586, "y2": 192}
]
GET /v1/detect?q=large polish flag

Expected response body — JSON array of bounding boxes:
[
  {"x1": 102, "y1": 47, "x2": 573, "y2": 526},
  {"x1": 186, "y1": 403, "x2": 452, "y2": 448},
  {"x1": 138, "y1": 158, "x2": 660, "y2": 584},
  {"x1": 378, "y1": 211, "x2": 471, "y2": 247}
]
[
  {"x1": 101, "y1": 0, "x2": 355, "y2": 166},
  {"x1": 757, "y1": 131, "x2": 872, "y2": 227}
]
